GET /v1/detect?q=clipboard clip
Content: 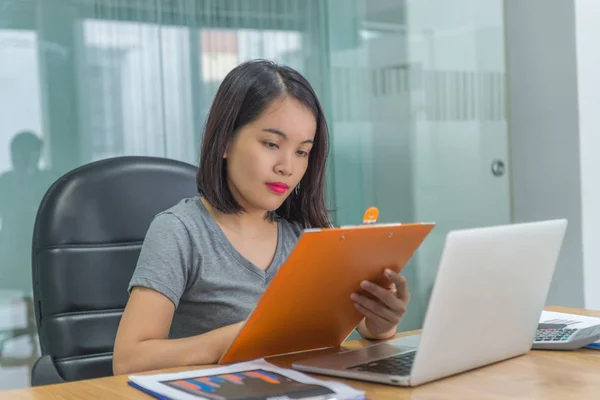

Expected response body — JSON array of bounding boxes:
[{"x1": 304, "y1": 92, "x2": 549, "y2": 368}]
[{"x1": 362, "y1": 207, "x2": 379, "y2": 224}]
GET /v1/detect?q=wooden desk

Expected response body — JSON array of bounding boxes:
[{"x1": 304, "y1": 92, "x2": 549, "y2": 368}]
[{"x1": 3, "y1": 306, "x2": 600, "y2": 399}]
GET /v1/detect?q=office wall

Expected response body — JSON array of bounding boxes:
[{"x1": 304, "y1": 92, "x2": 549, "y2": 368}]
[
  {"x1": 505, "y1": 0, "x2": 584, "y2": 308},
  {"x1": 505, "y1": 0, "x2": 600, "y2": 309},
  {"x1": 575, "y1": 0, "x2": 600, "y2": 310}
]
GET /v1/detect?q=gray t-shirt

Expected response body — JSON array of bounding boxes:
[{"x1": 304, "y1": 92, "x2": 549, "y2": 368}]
[{"x1": 128, "y1": 196, "x2": 302, "y2": 339}]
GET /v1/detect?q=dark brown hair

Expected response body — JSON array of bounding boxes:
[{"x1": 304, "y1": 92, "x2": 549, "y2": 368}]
[{"x1": 197, "y1": 59, "x2": 330, "y2": 229}]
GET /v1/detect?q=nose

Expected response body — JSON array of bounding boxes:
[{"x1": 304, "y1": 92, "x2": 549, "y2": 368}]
[{"x1": 275, "y1": 151, "x2": 293, "y2": 176}]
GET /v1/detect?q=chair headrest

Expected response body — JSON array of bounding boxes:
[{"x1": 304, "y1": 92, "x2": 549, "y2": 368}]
[{"x1": 33, "y1": 156, "x2": 198, "y2": 248}]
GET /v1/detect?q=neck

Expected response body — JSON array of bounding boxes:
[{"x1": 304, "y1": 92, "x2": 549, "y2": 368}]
[{"x1": 201, "y1": 197, "x2": 273, "y2": 236}]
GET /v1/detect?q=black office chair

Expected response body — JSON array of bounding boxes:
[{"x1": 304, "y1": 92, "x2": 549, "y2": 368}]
[{"x1": 30, "y1": 156, "x2": 198, "y2": 386}]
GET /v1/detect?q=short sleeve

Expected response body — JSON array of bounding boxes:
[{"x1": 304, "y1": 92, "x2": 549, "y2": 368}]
[{"x1": 128, "y1": 212, "x2": 194, "y2": 308}]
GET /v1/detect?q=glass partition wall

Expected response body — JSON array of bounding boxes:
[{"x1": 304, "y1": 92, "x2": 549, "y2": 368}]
[{"x1": 0, "y1": 0, "x2": 510, "y2": 389}]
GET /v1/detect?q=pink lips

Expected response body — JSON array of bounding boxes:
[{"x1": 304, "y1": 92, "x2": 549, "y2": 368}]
[{"x1": 266, "y1": 182, "x2": 289, "y2": 194}]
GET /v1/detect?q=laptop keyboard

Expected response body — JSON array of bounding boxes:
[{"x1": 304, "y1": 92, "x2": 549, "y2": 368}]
[{"x1": 349, "y1": 351, "x2": 416, "y2": 376}]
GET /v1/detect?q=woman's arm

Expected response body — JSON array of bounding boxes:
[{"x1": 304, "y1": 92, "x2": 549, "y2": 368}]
[{"x1": 113, "y1": 287, "x2": 242, "y2": 375}]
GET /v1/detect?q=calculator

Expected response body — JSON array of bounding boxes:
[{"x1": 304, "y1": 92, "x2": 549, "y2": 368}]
[{"x1": 532, "y1": 322, "x2": 600, "y2": 350}]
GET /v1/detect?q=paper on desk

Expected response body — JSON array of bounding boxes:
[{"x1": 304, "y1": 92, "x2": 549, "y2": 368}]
[
  {"x1": 539, "y1": 310, "x2": 600, "y2": 348},
  {"x1": 129, "y1": 359, "x2": 365, "y2": 400}
]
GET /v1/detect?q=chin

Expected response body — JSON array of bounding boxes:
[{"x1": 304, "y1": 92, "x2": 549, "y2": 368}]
[
  {"x1": 261, "y1": 198, "x2": 288, "y2": 213},
  {"x1": 246, "y1": 190, "x2": 291, "y2": 214},
  {"x1": 264, "y1": 203, "x2": 284, "y2": 213}
]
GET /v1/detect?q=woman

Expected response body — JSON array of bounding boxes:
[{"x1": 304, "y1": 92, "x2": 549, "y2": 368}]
[{"x1": 113, "y1": 59, "x2": 410, "y2": 375}]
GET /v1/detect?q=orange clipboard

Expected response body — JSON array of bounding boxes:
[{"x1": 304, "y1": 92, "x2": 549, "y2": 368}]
[{"x1": 218, "y1": 217, "x2": 435, "y2": 364}]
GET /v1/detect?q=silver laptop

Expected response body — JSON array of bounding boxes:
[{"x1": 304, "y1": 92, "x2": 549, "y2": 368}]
[{"x1": 292, "y1": 219, "x2": 567, "y2": 387}]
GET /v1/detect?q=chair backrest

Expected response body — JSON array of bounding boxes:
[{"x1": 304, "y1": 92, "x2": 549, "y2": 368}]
[{"x1": 31, "y1": 156, "x2": 198, "y2": 382}]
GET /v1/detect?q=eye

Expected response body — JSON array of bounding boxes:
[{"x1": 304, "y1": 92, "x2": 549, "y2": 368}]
[
  {"x1": 263, "y1": 141, "x2": 278, "y2": 149},
  {"x1": 296, "y1": 150, "x2": 309, "y2": 157}
]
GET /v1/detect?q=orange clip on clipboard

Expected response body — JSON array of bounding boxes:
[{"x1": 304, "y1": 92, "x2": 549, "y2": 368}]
[{"x1": 219, "y1": 212, "x2": 435, "y2": 365}]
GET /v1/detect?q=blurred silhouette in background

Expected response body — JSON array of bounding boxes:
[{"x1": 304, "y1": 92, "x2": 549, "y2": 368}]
[{"x1": 0, "y1": 131, "x2": 56, "y2": 379}]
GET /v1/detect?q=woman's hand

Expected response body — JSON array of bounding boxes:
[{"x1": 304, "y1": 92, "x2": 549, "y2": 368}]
[{"x1": 351, "y1": 269, "x2": 410, "y2": 340}]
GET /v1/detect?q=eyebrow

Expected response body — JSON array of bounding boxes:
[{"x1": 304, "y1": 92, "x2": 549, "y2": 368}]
[{"x1": 263, "y1": 128, "x2": 314, "y2": 144}]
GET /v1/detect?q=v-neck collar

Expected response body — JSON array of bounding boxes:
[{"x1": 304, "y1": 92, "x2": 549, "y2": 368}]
[{"x1": 196, "y1": 197, "x2": 282, "y2": 281}]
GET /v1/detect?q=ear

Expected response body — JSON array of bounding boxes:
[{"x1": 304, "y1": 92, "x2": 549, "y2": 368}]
[
  {"x1": 224, "y1": 130, "x2": 239, "y2": 159},
  {"x1": 223, "y1": 142, "x2": 230, "y2": 159}
]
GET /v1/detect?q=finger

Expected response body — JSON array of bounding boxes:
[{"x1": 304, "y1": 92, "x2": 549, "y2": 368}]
[
  {"x1": 384, "y1": 269, "x2": 404, "y2": 287},
  {"x1": 385, "y1": 269, "x2": 410, "y2": 303},
  {"x1": 351, "y1": 293, "x2": 397, "y2": 324},
  {"x1": 360, "y1": 280, "x2": 405, "y2": 313}
]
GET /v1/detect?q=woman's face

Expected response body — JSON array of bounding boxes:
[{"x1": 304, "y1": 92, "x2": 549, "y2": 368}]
[{"x1": 224, "y1": 96, "x2": 317, "y2": 214}]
